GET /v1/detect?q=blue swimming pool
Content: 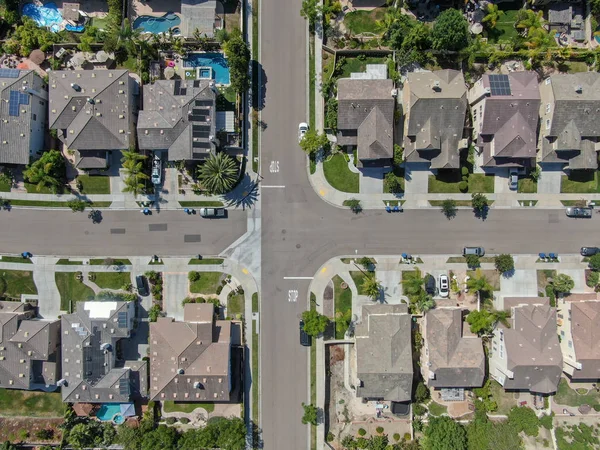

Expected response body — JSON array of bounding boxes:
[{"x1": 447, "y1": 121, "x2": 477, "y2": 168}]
[
  {"x1": 184, "y1": 52, "x2": 230, "y2": 85},
  {"x1": 22, "y1": 2, "x2": 64, "y2": 33},
  {"x1": 133, "y1": 13, "x2": 181, "y2": 34},
  {"x1": 97, "y1": 404, "x2": 124, "y2": 423}
]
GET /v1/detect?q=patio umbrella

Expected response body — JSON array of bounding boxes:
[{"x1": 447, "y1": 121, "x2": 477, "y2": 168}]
[
  {"x1": 29, "y1": 49, "x2": 45, "y2": 65},
  {"x1": 470, "y1": 23, "x2": 483, "y2": 35},
  {"x1": 164, "y1": 67, "x2": 175, "y2": 79},
  {"x1": 96, "y1": 50, "x2": 109, "y2": 63}
]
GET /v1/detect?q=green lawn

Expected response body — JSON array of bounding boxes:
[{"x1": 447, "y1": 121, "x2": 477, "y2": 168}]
[
  {"x1": 89, "y1": 259, "x2": 132, "y2": 266},
  {"x1": 340, "y1": 56, "x2": 387, "y2": 79},
  {"x1": 349, "y1": 271, "x2": 368, "y2": 295},
  {"x1": 343, "y1": 8, "x2": 385, "y2": 34},
  {"x1": 90, "y1": 16, "x2": 108, "y2": 30},
  {"x1": 179, "y1": 201, "x2": 225, "y2": 207},
  {"x1": 0, "y1": 270, "x2": 37, "y2": 298},
  {"x1": 333, "y1": 275, "x2": 352, "y2": 339},
  {"x1": 559, "y1": 61, "x2": 589, "y2": 74},
  {"x1": 162, "y1": 401, "x2": 215, "y2": 414},
  {"x1": 427, "y1": 401, "x2": 448, "y2": 417},
  {"x1": 429, "y1": 200, "x2": 473, "y2": 207},
  {"x1": 55, "y1": 272, "x2": 96, "y2": 312},
  {"x1": 0, "y1": 179, "x2": 11, "y2": 192},
  {"x1": 227, "y1": 291, "x2": 244, "y2": 316},
  {"x1": 117, "y1": 56, "x2": 138, "y2": 73},
  {"x1": 90, "y1": 271, "x2": 131, "y2": 290},
  {"x1": 486, "y1": 7, "x2": 520, "y2": 43},
  {"x1": 189, "y1": 272, "x2": 224, "y2": 294},
  {"x1": 189, "y1": 258, "x2": 224, "y2": 265},
  {"x1": 428, "y1": 172, "x2": 494, "y2": 193},
  {"x1": 252, "y1": 292, "x2": 259, "y2": 312},
  {"x1": 1, "y1": 256, "x2": 32, "y2": 264},
  {"x1": 489, "y1": 380, "x2": 518, "y2": 415},
  {"x1": 24, "y1": 182, "x2": 60, "y2": 194},
  {"x1": 76, "y1": 175, "x2": 110, "y2": 194},
  {"x1": 518, "y1": 177, "x2": 537, "y2": 193},
  {"x1": 8, "y1": 200, "x2": 112, "y2": 208},
  {"x1": 0, "y1": 390, "x2": 65, "y2": 417},
  {"x1": 554, "y1": 378, "x2": 600, "y2": 407},
  {"x1": 217, "y1": 85, "x2": 237, "y2": 111},
  {"x1": 323, "y1": 153, "x2": 359, "y2": 193},
  {"x1": 561, "y1": 171, "x2": 600, "y2": 193},
  {"x1": 56, "y1": 259, "x2": 85, "y2": 265}
]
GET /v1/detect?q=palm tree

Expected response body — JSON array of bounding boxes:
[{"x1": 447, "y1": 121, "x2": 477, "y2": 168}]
[
  {"x1": 415, "y1": 290, "x2": 436, "y2": 313},
  {"x1": 482, "y1": 4, "x2": 504, "y2": 29},
  {"x1": 198, "y1": 153, "x2": 239, "y2": 195},
  {"x1": 467, "y1": 269, "x2": 494, "y2": 297},
  {"x1": 120, "y1": 149, "x2": 148, "y2": 197},
  {"x1": 515, "y1": 9, "x2": 543, "y2": 34},
  {"x1": 362, "y1": 274, "x2": 382, "y2": 301},
  {"x1": 402, "y1": 267, "x2": 426, "y2": 296},
  {"x1": 122, "y1": 175, "x2": 147, "y2": 198},
  {"x1": 376, "y1": 8, "x2": 399, "y2": 35},
  {"x1": 525, "y1": 27, "x2": 553, "y2": 49}
]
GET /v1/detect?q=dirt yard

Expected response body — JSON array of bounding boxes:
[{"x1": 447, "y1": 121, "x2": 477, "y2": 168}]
[{"x1": 0, "y1": 417, "x2": 63, "y2": 445}]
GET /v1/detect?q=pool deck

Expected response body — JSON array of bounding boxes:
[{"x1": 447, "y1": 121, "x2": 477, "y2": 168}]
[
  {"x1": 130, "y1": 0, "x2": 180, "y2": 20},
  {"x1": 51, "y1": 0, "x2": 108, "y2": 18}
]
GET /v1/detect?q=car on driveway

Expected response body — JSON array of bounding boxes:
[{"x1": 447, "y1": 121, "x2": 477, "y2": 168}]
[
  {"x1": 439, "y1": 274, "x2": 449, "y2": 298},
  {"x1": 425, "y1": 274, "x2": 436, "y2": 296},
  {"x1": 566, "y1": 207, "x2": 592, "y2": 218},
  {"x1": 151, "y1": 154, "x2": 162, "y2": 185},
  {"x1": 298, "y1": 122, "x2": 309, "y2": 142},
  {"x1": 199, "y1": 207, "x2": 226, "y2": 218},
  {"x1": 299, "y1": 320, "x2": 311, "y2": 347},
  {"x1": 581, "y1": 247, "x2": 600, "y2": 256},
  {"x1": 508, "y1": 170, "x2": 518, "y2": 190}
]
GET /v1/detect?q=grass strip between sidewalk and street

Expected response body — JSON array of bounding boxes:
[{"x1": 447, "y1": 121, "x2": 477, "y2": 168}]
[
  {"x1": 89, "y1": 259, "x2": 132, "y2": 266},
  {"x1": 178, "y1": 201, "x2": 224, "y2": 207},
  {"x1": 189, "y1": 258, "x2": 224, "y2": 265},
  {"x1": 309, "y1": 294, "x2": 316, "y2": 450},
  {"x1": 252, "y1": 320, "x2": 259, "y2": 442},
  {"x1": 8, "y1": 200, "x2": 112, "y2": 208},
  {"x1": 1, "y1": 256, "x2": 32, "y2": 264}
]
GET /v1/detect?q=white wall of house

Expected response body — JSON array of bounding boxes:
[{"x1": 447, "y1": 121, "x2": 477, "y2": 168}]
[
  {"x1": 467, "y1": 78, "x2": 488, "y2": 141},
  {"x1": 556, "y1": 298, "x2": 581, "y2": 376},
  {"x1": 489, "y1": 328, "x2": 512, "y2": 387}
]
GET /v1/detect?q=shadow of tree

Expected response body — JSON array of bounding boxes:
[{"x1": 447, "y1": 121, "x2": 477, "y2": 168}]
[{"x1": 224, "y1": 174, "x2": 259, "y2": 210}]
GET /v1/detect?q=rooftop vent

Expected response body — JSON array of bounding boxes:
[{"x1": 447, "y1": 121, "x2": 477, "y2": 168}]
[
  {"x1": 177, "y1": 368, "x2": 185, "y2": 375},
  {"x1": 432, "y1": 80, "x2": 441, "y2": 91},
  {"x1": 70, "y1": 83, "x2": 81, "y2": 91},
  {"x1": 87, "y1": 97, "x2": 95, "y2": 104},
  {"x1": 575, "y1": 86, "x2": 583, "y2": 94}
]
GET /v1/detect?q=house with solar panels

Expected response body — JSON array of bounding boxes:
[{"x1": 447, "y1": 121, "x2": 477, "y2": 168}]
[
  {"x1": 48, "y1": 70, "x2": 136, "y2": 170},
  {"x1": 0, "y1": 69, "x2": 47, "y2": 165},
  {"x1": 60, "y1": 301, "x2": 147, "y2": 403},
  {"x1": 468, "y1": 72, "x2": 541, "y2": 169},
  {"x1": 137, "y1": 79, "x2": 219, "y2": 161}
]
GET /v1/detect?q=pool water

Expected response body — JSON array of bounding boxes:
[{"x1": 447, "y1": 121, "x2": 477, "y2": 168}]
[
  {"x1": 133, "y1": 13, "x2": 181, "y2": 34},
  {"x1": 22, "y1": 2, "x2": 64, "y2": 33},
  {"x1": 96, "y1": 404, "x2": 123, "y2": 422},
  {"x1": 184, "y1": 53, "x2": 230, "y2": 85}
]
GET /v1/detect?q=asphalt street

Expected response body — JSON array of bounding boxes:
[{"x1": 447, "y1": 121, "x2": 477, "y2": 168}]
[{"x1": 0, "y1": 209, "x2": 246, "y2": 257}]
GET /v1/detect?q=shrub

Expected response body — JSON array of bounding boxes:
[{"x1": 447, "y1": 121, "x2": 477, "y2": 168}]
[
  {"x1": 216, "y1": 285, "x2": 223, "y2": 295},
  {"x1": 326, "y1": 432, "x2": 334, "y2": 442},
  {"x1": 412, "y1": 403, "x2": 427, "y2": 416},
  {"x1": 358, "y1": 428, "x2": 366, "y2": 436},
  {"x1": 179, "y1": 417, "x2": 190, "y2": 424},
  {"x1": 589, "y1": 253, "x2": 600, "y2": 271},
  {"x1": 545, "y1": 284, "x2": 556, "y2": 306},
  {"x1": 465, "y1": 254, "x2": 480, "y2": 269},
  {"x1": 188, "y1": 271, "x2": 200, "y2": 282},
  {"x1": 593, "y1": 404, "x2": 600, "y2": 412},
  {"x1": 458, "y1": 180, "x2": 468, "y2": 191},
  {"x1": 461, "y1": 166, "x2": 469, "y2": 176},
  {"x1": 165, "y1": 417, "x2": 176, "y2": 425},
  {"x1": 376, "y1": 426, "x2": 384, "y2": 434},
  {"x1": 36, "y1": 429, "x2": 54, "y2": 440},
  {"x1": 587, "y1": 271, "x2": 599, "y2": 287},
  {"x1": 495, "y1": 254, "x2": 515, "y2": 273},
  {"x1": 393, "y1": 433, "x2": 401, "y2": 441},
  {"x1": 540, "y1": 413, "x2": 554, "y2": 430},
  {"x1": 404, "y1": 433, "x2": 411, "y2": 441},
  {"x1": 415, "y1": 381, "x2": 430, "y2": 403}
]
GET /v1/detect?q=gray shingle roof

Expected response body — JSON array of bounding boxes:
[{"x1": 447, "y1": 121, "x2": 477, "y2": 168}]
[
  {"x1": 569, "y1": 300, "x2": 600, "y2": 379},
  {"x1": 138, "y1": 79, "x2": 217, "y2": 161},
  {"x1": 61, "y1": 301, "x2": 147, "y2": 403},
  {"x1": 49, "y1": 70, "x2": 134, "y2": 152},
  {"x1": 357, "y1": 107, "x2": 393, "y2": 160},
  {"x1": 548, "y1": 4, "x2": 572, "y2": 24},
  {"x1": 403, "y1": 70, "x2": 467, "y2": 169},
  {"x1": 355, "y1": 304, "x2": 412, "y2": 402},
  {"x1": 425, "y1": 309, "x2": 485, "y2": 388},
  {"x1": 181, "y1": 0, "x2": 216, "y2": 37},
  {"x1": 0, "y1": 69, "x2": 47, "y2": 165},
  {"x1": 0, "y1": 301, "x2": 60, "y2": 391}
]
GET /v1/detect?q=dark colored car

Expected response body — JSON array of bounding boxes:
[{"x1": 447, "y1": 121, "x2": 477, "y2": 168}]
[
  {"x1": 581, "y1": 247, "x2": 600, "y2": 256},
  {"x1": 566, "y1": 207, "x2": 592, "y2": 218},
  {"x1": 425, "y1": 274, "x2": 436, "y2": 296},
  {"x1": 299, "y1": 320, "x2": 311, "y2": 347},
  {"x1": 199, "y1": 207, "x2": 227, "y2": 218},
  {"x1": 136, "y1": 275, "x2": 149, "y2": 296}
]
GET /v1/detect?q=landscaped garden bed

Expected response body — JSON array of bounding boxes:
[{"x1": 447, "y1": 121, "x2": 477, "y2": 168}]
[
  {"x1": 189, "y1": 271, "x2": 225, "y2": 295},
  {"x1": 428, "y1": 172, "x2": 494, "y2": 193},
  {"x1": 333, "y1": 275, "x2": 352, "y2": 339}
]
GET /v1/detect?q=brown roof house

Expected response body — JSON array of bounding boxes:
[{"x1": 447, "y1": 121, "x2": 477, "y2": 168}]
[
  {"x1": 403, "y1": 70, "x2": 468, "y2": 169},
  {"x1": 61, "y1": 301, "x2": 147, "y2": 403},
  {"x1": 557, "y1": 293, "x2": 600, "y2": 380},
  {"x1": 336, "y1": 65, "x2": 396, "y2": 167},
  {"x1": 0, "y1": 69, "x2": 47, "y2": 165},
  {"x1": 49, "y1": 70, "x2": 136, "y2": 169},
  {"x1": 0, "y1": 301, "x2": 60, "y2": 391},
  {"x1": 421, "y1": 308, "x2": 485, "y2": 389},
  {"x1": 489, "y1": 299, "x2": 562, "y2": 394},
  {"x1": 538, "y1": 73, "x2": 600, "y2": 170},
  {"x1": 468, "y1": 72, "x2": 540, "y2": 168},
  {"x1": 149, "y1": 303, "x2": 233, "y2": 402},
  {"x1": 138, "y1": 79, "x2": 219, "y2": 161},
  {"x1": 354, "y1": 304, "x2": 412, "y2": 401}
]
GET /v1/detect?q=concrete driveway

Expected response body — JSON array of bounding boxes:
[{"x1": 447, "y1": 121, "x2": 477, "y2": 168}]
[
  {"x1": 537, "y1": 165, "x2": 563, "y2": 194},
  {"x1": 359, "y1": 168, "x2": 383, "y2": 194},
  {"x1": 499, "y1": 269, "x2": 539, "y2": 297},
  {"x1": 404, "y1": 163, "x2": 431, "y2": 194}
]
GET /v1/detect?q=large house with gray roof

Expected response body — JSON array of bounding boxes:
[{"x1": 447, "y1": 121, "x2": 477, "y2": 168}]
[
  {"x1": 61, "y1": 301, "x2": 147, "y2": 403},
  {"x1": 149, "y1": 303, "x2": 233, "y2": 402},
  {"x1": 138, "y1": 79, "x2": 218, "y2": 161},
  {"x1": 0, "y1": 69, "x2": 47, "y2": 165},
  {"x1": 403, "y1": 69, "x2": 468, "y2": 169},
  {"x1": 48, "y1": 70, "x2": 136, "y2": 169},
  {"x1": 355, "y1": 304, "x2": 412, "y2": 402},
  {"x1": 538, "y1": 72, "x2": 600, "y2": 170},
  {"x1": 421, "y1": 308, "x2": 485, "y2": 389},
  {"x1": 336, "y1": 71, "x2": 395, "y2": 167},
  {"x1": 0, "y1": 301, "x2": 60, "y2": 391},
  {"x1": 469, "y1": 72, "x2": 540, "y2": 168},
  {"x1": 489, "y1": 299, "x2": 562, "y2": 394},
  {"x1": 557, "y1": 293, "x2": 600, "y2": 380}
]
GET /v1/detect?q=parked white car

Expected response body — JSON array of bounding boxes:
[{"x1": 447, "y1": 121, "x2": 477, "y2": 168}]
[
  {"x1": 439, "y1": 274, "x2": 449, "y2": 298},
  {"x1": 298, "y1": 122, "x2": 309, "y2": 142}
]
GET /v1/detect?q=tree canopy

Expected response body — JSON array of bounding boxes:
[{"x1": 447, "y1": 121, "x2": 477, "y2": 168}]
[
  {"x1": 466, "y1": 310, "x2": 497, "y2": 335},
  {"x1": 300, "y1": 130, "x2": 328, "y2": 155},
  {"x1": 588, "y1": 253, "x2": 600, "y2": 271},
  {"x1": 424, "y1": 416, "x2": 467, "y2": 450},
  {"x1": 198, "y1": 153, "x2": 239, "y2": 195},
  {"x1": 301, "y1": 402, "x2": 319, "y2": 425},
  {"x1": 552, "y1": 273, "x2": 574, "y2": 294},
  {"x1": 23, "y1": 149, "x2": 65, "y2": 193},
  {"x1": 494, "y1": 254, "x2": 515, "y2": 274},
  {"x1": 223, "y1": 28, "x2": 250, "y2": 94},
  {"x1": 507, "y1": 406, "x2": 540, "y2": 437},
  {"x1": 301, "y1": 309, "x2": 330, "y2": 336},
  {"x1": 431, "y1": 9, "x2": 469, "y2": 52}
]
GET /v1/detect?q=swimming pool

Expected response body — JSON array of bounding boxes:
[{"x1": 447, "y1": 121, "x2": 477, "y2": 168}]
[
  {"x1": 184, "y1": 53, "x2": 231, "y2": 85},
  {"x1": 22, "y1": 2, "x2": 64, "y2": 33},
  {"x1": 133, "y1": 13, "x2": 181, "y2": 34},
  {"x1": 96, "y1": 404, "x2": 124, "y2": 424}
]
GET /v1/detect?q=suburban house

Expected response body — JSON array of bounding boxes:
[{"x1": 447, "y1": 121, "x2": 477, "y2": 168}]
[
  {"x1": 149, "y1": 303, "x2": 235, "y2": 402},
  {"x1": 489, "y1": 299, "x2": 563, "y2": 394},
  {"x1": 138, "y1": 79, "x2": 219, "y2": 161},
  {"x1": 403, "y1": 69, "x2": 468, "y2": 169},
  {"x1": 61, "y1": 301, "x2": 148, "y2": 403},
  {"x1": 547, "y1": 4, "x2": 584, "y2": 42},
  {"x1": 354, "y1": 304, "x2": 413, "y2": 402},
  {"x1": 468, "y1": 72, "x2": 540, "y2": 168},
  {"x1": 0, "y1": 69, "x2": 47, "y2": 165},
  {"x1": 336, "y1": 65, "x2": 395, "y2": 168},
  {"x1": 538, "y1": 72, "x2": 600, "y2": 170},
  {"x1": 0, "y1": 301, "x2": 60, "y2": 391},
  {"x1": 48, "y1": 69, "x2": 136, "y2": 169},
  {"x1": 557, "y1": 293, "x2": 600, "y2": 380},
  {"x1": 421, "y1": 308, "x2": 485, "y2": 393},
  {"x1": 181, "y1": 0, "x2": 219, "y2": 38}
]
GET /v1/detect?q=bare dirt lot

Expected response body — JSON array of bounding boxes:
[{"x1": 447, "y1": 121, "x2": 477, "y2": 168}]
[{"x1": 0, "y1": 417, "x2": 63, "y2": 445}]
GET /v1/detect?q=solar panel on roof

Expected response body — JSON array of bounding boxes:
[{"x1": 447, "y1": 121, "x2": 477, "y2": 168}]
[
  {"x1": 180, "y1": 88, "x2": 187, "y2": 96},
  {"x1": 19, "y1": 92, "x2": 29, "y2": 105},
  {"x1": 489, "y1": 74, "x2": 511, "y2": 96},
  {"x1": 117, "y1": 312, "x2": 127, "y2": 328},
  {"x1": 193, "y1": 80, "x2": 200, "y2": 88},
  {"x1": 0, "y1": 69, "x2": 20, "y2": 78},
  {"x1": 193, "y1": 141, "x2": 211, "y2": 148},
  {"x1": 119, "y1": 377, "x2": 130, "y2": 396},
  {"x1": 195, "y1": 100, "x2": 213, "y2": 107},
  {"x1": 8, "y1": 90, "x2": 19, "y2": 117},
  {"x1": 193, "y1": 130, "x2": 210, "y2": 138}
]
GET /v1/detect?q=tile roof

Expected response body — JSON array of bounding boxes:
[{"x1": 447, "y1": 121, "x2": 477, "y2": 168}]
[
  {"x1": 569, "y1": 300, "x2": 600, "y2": 379},
  {"x1": 149, "y1": 304, "x2": 232, "y2": 402},
  {"x1": 49, "y1": 70, "x2": 133, "y2": 152},
  {"x1": 0, "y1": 301, "x2": 60, "y2": 390},
  {"x1": 355, "y1": 304, "x2": 412, "y2": 402},
  {"x1": 138, "y1": 79, "x2": 217, "y2": 161},
  {"x1": 425, "y1": 309, "x2": 485, "y2": 388}
]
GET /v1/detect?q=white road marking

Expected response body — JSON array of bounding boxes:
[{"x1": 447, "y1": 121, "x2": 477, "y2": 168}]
[
  {"x1": 283, "y1": 276, "x2": 314, "y2": 280},
  {"x1": 269, "y1": 160, "x2": 280, "y2": 173},
  {"x1": 288, "y1": 290, "x2": 298, "y2": 302},
  {"x1": 262, "y1": 185, "x2": 285, "y2": 188}
]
